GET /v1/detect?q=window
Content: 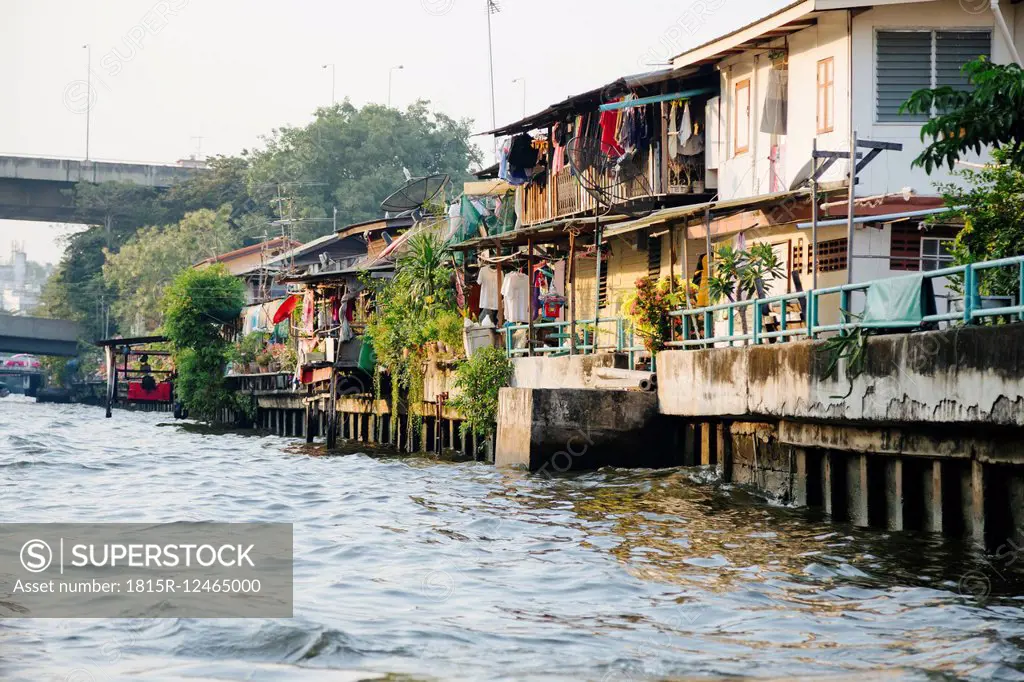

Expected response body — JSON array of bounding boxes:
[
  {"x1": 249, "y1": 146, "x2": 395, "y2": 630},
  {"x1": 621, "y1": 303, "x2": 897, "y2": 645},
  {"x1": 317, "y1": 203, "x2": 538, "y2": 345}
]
[
  {"x1": 876, "y1": 29, "x2": 991, "y2": 122},
  {"x1": 816, "y1": 57, "x2": 834, "y2": 133},
  {"x1": 734, "y1": 78, "x2": 750, "y2": 155},
  {"x1": 921, "y1": 237, "x2": 954, "y2": 271},
  {"x1": 792, "y1": 241, "x2": 805, "y2": 273},
  {"x1": 889, "y1": 223, "x2": 959, "y2": 270}
]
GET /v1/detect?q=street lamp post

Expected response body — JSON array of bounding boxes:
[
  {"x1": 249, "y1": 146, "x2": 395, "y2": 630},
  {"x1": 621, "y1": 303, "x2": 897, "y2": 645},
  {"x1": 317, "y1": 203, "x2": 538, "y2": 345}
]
[
  {"x1": 322, "y1": 63, "x2": 336, "y2": 105},
  {"x1": 388, "y1": 65, "x2": 403, "y2": 108},
  {"x1": 83, "y1": 43, "x2": 91, "y2": 161},
  {"x1": 512, "y1": 77, "x2": 526, "y2": 118},
  {"x1": 486, "y1": 0, "x2": 501, "y2": 162}
]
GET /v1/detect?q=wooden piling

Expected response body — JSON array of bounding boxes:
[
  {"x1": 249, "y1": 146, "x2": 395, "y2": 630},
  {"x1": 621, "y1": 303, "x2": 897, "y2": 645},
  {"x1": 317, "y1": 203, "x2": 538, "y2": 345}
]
[{"x1": 793, "y1": 448, "x2": 808, "y2": 507}]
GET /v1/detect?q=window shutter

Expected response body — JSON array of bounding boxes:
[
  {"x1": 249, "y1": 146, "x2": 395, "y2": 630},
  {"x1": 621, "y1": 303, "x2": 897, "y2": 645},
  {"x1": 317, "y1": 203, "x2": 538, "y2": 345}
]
[
  {"x1": 876, "y1": 31, "x2": 931, "y2": 122},
  {"x1": 936, "y1": 31, "x2": 990, "y2": 90}
]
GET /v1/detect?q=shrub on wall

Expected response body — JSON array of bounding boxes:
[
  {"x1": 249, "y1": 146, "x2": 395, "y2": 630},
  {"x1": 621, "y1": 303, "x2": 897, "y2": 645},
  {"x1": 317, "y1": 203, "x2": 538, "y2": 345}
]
[{"x1": 449, "y1": 346, "x2": 514, "y2": 439}]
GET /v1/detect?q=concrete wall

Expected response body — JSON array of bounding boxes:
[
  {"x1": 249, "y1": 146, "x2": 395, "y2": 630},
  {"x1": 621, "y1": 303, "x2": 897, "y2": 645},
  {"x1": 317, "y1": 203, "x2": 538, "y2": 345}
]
[
  {"x1": 511, "y1": 351, "x2": 626, "y2": 390},
  {"x1": 495, "y1": 387, "x2": 676, "y2": 471},
  {"x1": 658, "y1": 324, "x2": 1024, "y2": 427}
]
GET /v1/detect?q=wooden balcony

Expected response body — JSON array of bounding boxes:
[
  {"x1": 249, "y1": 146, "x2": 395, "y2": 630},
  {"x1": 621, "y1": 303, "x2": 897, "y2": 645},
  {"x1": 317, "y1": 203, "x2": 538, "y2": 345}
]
[{"x1": 517, "y1": 147, "x2": 705, "y2": 227}]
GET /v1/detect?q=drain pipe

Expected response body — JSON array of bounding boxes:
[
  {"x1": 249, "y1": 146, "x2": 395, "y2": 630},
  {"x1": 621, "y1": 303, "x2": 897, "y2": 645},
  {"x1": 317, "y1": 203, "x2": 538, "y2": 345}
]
[{"x1": 991, "y1": 0, "x2": 1023, "y2": 66}]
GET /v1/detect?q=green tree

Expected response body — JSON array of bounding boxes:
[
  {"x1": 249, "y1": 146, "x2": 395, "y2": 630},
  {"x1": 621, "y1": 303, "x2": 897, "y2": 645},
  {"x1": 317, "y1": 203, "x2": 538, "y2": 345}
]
[
  {"x1": 103, "y1": 206, "x2": 240, "y2": 333},
  {"x1": 934, "y1": 149, "x2": 1024, "y2": 295},
  {"x1": 901, "y1": 57, "x2": 1024, "y2": 172},
  {"x1": 161, "y1": 266, "x2": 246, "y2": 421},
  {"x1": 247, "y1": 100, "x2": 481, "y2": 241}
]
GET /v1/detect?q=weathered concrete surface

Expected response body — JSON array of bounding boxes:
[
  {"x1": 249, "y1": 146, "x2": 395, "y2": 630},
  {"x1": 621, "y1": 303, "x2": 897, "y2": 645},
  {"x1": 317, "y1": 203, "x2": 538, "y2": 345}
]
[
  {"x1": 495, "y1": 387, "x2": 676, "y2": 471},
  {"x1": 658, "y1": 325, "x2": 1024, "y2": 427},
  {"x1": 511, "y1": 354, "x2": 628, "y2": 390},
  {"x1": 0, "y1": 314, "x2": 80, "y2": 356},
  {"x1": 777, "y1": 420, "x2": 1024, "y2": 464}
]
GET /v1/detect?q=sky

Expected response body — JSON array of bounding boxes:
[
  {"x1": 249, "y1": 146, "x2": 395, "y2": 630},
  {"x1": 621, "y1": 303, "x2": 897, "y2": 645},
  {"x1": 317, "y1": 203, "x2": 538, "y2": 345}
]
[{"x1": 0, "y1": 0, "x2": 786, "y2": 265}]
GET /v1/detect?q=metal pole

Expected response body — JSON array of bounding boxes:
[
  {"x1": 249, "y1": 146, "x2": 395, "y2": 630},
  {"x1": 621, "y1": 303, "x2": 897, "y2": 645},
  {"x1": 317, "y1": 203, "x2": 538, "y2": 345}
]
[
  {"x1": 331, "y1": 64, "x2": 336, "y2": 104},
  {"x1": 568, "y1": 231, "x2": 577, "y2": 355},
  {"x1": 527, "y1": 238, "x2": 534, "y2": 357},
  {"x1": 811, "y1": 137, "x2": 819, "y2": 291},
  {"x1": 486, "y1": 0, "x2": 498, "y2": 161},
  {"x1": 84, "y1": 44, "x2": 91, "y2": 161},
  {"x1": 846, "y1": 129, "x2": 857, "y2": 284},
  {"x1": 593, "y1": 214, "x2": 602, "y2": 354}
]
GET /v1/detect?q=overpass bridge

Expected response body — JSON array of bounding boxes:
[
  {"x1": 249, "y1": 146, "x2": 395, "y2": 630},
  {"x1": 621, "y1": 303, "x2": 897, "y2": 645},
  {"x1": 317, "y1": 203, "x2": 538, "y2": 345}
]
[
  {"x1": 0, "y1": 155, "x2": 204, "y2": 223},
  {"x1": 0, "y1": 314, "x2": 81, "y2": 356}
]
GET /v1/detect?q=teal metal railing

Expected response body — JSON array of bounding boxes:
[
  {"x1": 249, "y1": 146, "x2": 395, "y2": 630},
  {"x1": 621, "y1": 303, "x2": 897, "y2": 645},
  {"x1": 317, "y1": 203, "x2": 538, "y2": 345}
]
[
  {"x1": 501, "y1": 317, "x2": 649, "y2": 370},
  {"x1": 666, "y1": 254, "x2": 1024, "y2": 349}
]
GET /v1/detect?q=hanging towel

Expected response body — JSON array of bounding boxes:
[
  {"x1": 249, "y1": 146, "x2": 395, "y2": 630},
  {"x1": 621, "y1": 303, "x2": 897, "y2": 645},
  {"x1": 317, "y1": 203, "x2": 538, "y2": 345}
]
[
  {"x1": 678, "y1": 102, "x2": 693, "y2": 148},
  {"x1": 668, "y1": 102, "x2": 680, "y2": 159},
  {"x1": 599, "y1": 109, "x2": 625, "y2": 157}
]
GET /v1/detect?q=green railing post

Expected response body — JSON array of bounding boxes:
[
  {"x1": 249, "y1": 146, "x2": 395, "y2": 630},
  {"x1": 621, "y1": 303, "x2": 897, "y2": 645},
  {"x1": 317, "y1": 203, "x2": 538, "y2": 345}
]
[
  {"x1": 1019, "y1": 263, "x2": 1024, "y2": 323},
  {"x1": 807, "y1": 291, "x2": 816, "y2": 339},
  {"x1": 963, "y1": 264, "x2": 975, "y2": 325},
  {"x1": 703, "y1": 310, "x2": 713, "y2": 349},
  {"x1": 682, "y1": 314, "x2": 690, "y2": 348},
  {"x1": 727, "y1": 306, "x2": 735, "y2": 347},
  {"x1": 753, "y1": 300, "x2": 762, "y2": 345},
  {"x1": 839, "y1": 290, "x2": 850, "y2": 335}
]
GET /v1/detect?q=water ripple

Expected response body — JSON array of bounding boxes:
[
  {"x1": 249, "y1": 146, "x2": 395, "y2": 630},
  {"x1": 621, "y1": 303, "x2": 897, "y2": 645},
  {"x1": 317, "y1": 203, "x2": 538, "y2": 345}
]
[{"x1": 2, "y1": 396, "x2": 1024, "y2": 680}]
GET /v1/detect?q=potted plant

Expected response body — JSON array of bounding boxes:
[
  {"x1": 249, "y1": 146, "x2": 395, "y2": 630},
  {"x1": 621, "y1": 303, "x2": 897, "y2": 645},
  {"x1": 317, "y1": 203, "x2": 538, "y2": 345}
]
[{"x1": 255, "y1": 349, "x2": 272, "y2": 373}]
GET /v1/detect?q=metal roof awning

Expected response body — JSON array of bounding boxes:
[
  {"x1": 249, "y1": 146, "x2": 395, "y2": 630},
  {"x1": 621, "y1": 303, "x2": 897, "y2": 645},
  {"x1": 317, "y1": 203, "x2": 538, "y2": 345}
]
[
  {"x1": 95, "y1": 335, "x2": 168, "y2": 348},
  {"x1": 477, "y1": 67, "x2": 705, "y2": 138},
  {"x1": 603, "y1": 188, "x2": 822, "y2": 239},
  {"x1": 796, "y1": 205, "x2": 966, "y2": 229}
]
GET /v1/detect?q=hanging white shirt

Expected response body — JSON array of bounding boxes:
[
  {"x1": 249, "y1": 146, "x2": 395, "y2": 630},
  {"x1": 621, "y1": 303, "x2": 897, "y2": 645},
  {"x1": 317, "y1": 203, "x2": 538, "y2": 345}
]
[
  {"x1": 478, "y1": 266, "x2": 499, "y2": 310},
  {"x1": 501, "y1": 271, "x2": 531, "y2": 323}
]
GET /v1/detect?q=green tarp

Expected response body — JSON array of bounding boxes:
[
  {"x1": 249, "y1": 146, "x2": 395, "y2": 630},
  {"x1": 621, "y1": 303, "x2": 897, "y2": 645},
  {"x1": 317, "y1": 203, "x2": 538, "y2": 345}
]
[{"x1": 452, "y1": 192, "x2": 516, "y2": 244}]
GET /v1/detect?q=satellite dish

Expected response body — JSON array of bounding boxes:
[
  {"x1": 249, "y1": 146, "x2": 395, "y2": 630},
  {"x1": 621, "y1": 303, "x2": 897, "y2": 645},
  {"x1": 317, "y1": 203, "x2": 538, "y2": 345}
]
[
  {"x1": 380, "y1": 174, "x2": 449, "y2": 213},
  {"x1": 789, "y1": 159, "x2": 814, "y2": 190},
  {"x1": 565, "y1": 136, "x2": 654, "y2": 218}
]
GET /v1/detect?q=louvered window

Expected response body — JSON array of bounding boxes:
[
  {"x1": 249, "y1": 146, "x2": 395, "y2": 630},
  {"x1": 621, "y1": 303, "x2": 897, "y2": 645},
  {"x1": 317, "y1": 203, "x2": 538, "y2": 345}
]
[{"x1": 876, "y1": 29, "x2": 990, "y2": 123}]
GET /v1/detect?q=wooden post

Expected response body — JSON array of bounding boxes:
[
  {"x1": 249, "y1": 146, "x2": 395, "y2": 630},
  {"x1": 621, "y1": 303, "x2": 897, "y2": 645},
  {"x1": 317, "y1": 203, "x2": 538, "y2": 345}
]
[
  {"x1": 527, "y1": 238, "x2": 534, "y2": 357},
  {"x1": 496, "y1": 262, "x2": 505, "y2": 326},
  {"x1": 822, "y1": 451, "x2": 834, "y2": 516},
  {"x1": 326, "y1": 369, "x2": 338, "y2": 449},
  {"x1": 305, "y1": 403, "x2": 314, "y2": 443},
  {"x1": 700, "y1": 423, "x2": 711, "y2": 466},
  {"x1": 668, "y1": 226, "x2": 676, "y2": 288},
  {"x1": 104, "y1": 344, "x2": 115, "y2": 418},
  {"x1": 847, "y1": 454, "x2": 869, "y2": 527}
]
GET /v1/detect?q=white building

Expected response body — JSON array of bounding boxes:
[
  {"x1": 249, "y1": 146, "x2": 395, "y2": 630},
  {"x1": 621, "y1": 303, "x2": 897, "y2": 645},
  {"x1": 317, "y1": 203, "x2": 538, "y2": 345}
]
[{"x1": 671, "y1": 0, "x2": 1022, "y2": 293}]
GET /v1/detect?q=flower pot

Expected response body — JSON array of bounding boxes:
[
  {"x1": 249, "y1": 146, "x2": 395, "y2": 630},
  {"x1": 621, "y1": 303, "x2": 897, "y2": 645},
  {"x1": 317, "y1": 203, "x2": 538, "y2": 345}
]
[{"x1": 692, "y1": 181, "x2": 705, "y2": 194}]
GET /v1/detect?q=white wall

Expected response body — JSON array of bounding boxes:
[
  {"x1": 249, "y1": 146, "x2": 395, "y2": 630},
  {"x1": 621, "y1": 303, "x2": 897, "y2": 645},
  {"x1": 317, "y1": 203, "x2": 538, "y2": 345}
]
[{"x1": 851, "y1": 0, "x2": 1020, "y2": 197}]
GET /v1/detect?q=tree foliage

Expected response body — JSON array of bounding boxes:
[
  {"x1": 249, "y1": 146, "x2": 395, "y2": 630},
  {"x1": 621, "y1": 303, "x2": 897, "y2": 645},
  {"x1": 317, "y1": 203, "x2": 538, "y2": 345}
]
[
  {"x1": 247, "y1": 100, "x2": 481, "y2": 242},
  {"x1": 161, "y1": 266, "x2": 246, "y2": 421},
  {"x1": 934, "y1": 148, "x2": 1024, "y2": 296},
  {"x1": 449, "y1": 346, "x2": 514, "y2": 439},
  {"x1": 902, "y1": 57, "x2": 1024, "y2": 172},
  {"x1": 103, "y1": 206, "x2": 240, "y2": 334}
]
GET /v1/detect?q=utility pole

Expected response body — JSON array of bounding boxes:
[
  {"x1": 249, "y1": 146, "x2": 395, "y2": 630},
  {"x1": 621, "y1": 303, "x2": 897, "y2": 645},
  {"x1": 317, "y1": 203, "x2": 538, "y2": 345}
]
[
  {"x1": 808, "y1": 136, "x2": 903, "y2": 286},
  {"x1": 846, "y1": 129, "x2": 857, "y2": 284},
  {"x1": 486, "y1": 0, "x2": 500, "y2": 161}
]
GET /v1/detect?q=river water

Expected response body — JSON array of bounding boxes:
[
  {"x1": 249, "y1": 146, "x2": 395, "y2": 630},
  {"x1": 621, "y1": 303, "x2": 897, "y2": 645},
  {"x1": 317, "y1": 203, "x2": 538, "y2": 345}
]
[{"x1": 3, "y1": 397, "x2": 1024, "y2": 681}]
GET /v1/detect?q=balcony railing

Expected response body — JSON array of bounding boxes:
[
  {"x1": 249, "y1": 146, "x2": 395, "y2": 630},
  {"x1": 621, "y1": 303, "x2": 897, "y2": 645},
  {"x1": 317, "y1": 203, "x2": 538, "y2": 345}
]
[
  {"x1": 517, "y1": 147, "x2": 702, "y2": 227},
  {"x1": 665, "y1": 255, "x2": 1024, "y2": 349}
]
